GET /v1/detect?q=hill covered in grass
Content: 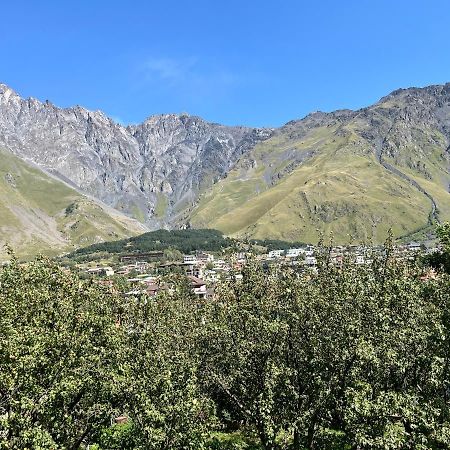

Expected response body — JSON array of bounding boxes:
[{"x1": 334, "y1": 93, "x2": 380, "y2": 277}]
[
  {"x1": 0, "y1": 149, "x2": 146, "y2": 259},
  {"x1": 189, "y1": 86, "x2": 450, "y2": 243},
  {"x1": 1, "y1": 83, "x2": 449, "y2": 247}
]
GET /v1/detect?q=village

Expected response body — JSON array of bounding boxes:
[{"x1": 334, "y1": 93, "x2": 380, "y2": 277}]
[{"x1": 79, "y1": 240, "x2": 439, "y2": 299}]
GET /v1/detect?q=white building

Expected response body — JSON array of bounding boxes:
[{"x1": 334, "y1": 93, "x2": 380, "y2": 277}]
[
  {"x1": 213, "y1": 259, "x2": 229, "y2": 271},
  {"x1": 268, "y1": 250, "x2": 284, "y2": 259},
  {"x1": 305, "y1": 256, "x2": 317, "y2": 266},
  {"x1": 408, "y1": 242, "x2": 421, "y2": 252},
  {"x1": 286, "y1": 248, "x2": 305, "y2": 258},
  {"x1": 355, "y1": 255, "x2": 365, "y2": 265},
  {"x1": 183, "y1": 254, "x2": 197, "y2": 264}
]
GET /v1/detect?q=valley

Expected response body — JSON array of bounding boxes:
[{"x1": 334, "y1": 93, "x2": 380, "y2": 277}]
[{"x1": 0, "y1": 83, "x2": 449, "y2": 253}]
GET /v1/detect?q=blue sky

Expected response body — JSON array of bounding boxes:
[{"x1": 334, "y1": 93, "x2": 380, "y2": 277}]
[{"x1": 1, "y1": 0, "x2": 449, "y2": 127}]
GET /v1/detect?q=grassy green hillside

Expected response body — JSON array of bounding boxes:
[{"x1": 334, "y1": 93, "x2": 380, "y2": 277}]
[
  {"x1": 0, "y1": 149, "x2": 146, "y2": 259},
  {"x1": 190, "y1": 109, "x2": 448, "y2": 244}
]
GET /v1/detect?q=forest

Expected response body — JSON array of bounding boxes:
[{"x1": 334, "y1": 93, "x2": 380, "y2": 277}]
[
  {"x1": 1, "y1": 225, "x2": 450, "y2": 449},
  {"x1": 66, "y1": 228, "x2": 306, "y2": 262},
  {"x1": 68, "y1": 228, "x2": 233, "y2": 259}
]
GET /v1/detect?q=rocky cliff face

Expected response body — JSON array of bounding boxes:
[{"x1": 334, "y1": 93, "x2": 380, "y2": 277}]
[
  {"x1": 0, "y1": 84, "x2": 272, "y2": 228},
  {"x1": 1, "y1": 82, "x2": 449, "y2": 244}
]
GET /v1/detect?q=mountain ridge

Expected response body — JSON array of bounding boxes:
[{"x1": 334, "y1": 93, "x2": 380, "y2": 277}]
[
  {"x1": 0, "y1": 83, "x2": 273, "y2": 229},
  {"x1": 0, "y1": 148, "x2": 147, "y2": 259},
  {"x1": 0, "y1": 82, "x2": 449, "y2": 247},
  {"x1": 189, "y1": 83, "x2": 450, "y2": 242}
]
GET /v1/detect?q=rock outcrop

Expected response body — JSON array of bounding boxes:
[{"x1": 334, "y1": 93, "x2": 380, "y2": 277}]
[
  {"x1": 0, "y1": 83, "x2": 273, "y2": 227},
  {"x1": 1, "y1": 82, "x2": 449, "y2": 244}
]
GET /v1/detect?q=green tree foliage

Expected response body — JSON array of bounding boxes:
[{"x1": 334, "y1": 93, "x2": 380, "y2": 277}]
[
  {"x1": 0, "y1": 257, "x2": 212, "y2": 449},
  {"x1": 0, "y1": 256, "x2": 123, "y2": 448},
  {"x1": 437, "y1": 222, "x2": 450, "y2": 250},
  {"x1": 198, "y1": 250, "x2": 450, "y2": 449},
  {"x1": 423, "y1": 222, "x2": 450, "y2": 274},
  {"x1": 68, "y1": 229, "x2": 233, "y2": 261},
  {"x1": 1, "y1": 243, "x2": 450, "y2": 449},
  {"x1": 117, "y1": 289, "x2": 213, "y2": 449},
  {"x1": 162, "y1": 247, "x2": 183, "y2": 262}
]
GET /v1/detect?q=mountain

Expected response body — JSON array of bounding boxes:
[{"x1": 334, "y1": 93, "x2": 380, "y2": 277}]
[
  {"x1": 0, "y1": 84, "x2": 272, "y2": 229},
  {"x1": 0, "y1": 82, "x2": 449, "y2": 247},
  {"x1": 0, "y1": 148, "x2": 146, "y2": 259},
  {"x1": 191, "y1": 85, "x2": 450, "y2": 243}
]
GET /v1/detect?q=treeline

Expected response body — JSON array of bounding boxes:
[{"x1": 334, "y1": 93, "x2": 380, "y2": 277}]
[
  {"x1": 66, "y1": 228, "x2": 307, "y2": 262},
  {"x1": 1, "y1": 233, "x2": 450, "y2": 449},
  {"x1": 68, "y1": 229, "x2": 233, "y2": 260}
]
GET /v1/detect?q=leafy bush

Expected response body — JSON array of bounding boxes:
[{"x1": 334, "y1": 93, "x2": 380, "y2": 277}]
[{"x1": 1, "y1": 238, "x2": 450, "y2": 449}]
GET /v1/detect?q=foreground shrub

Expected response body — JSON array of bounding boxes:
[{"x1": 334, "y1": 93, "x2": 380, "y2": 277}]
[{"x1": 1, "y1": 241, "x2": 449, "y2": 449}]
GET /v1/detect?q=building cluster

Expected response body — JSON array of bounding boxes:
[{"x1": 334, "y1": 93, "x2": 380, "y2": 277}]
[
  {"x1": 83, "y1": 250, "x2": 238, "y2": 299},
  {"x1": 81, "y1": 241, "x2": 439, "y2": 298}
]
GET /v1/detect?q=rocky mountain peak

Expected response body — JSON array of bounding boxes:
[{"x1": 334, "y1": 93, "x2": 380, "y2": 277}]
[
  {"x1": 0, "y1": 83, "x2": 20, "y2": 104},
  {"x1": 0, "y1": 83, "x2": 273, "y2": 228},
  {"x1": 1, "y1": 81, "x2": 448, "y2": 242}
]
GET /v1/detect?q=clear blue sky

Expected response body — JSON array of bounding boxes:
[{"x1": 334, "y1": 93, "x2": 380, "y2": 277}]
[{"x1": 1, "y1": 0, "x2": 449, "y2": 127}]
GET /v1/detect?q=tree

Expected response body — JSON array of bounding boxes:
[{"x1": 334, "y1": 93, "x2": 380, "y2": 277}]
[
  {"x1": 0, "y1": 256, "x2": 213, "y2": 449},
  {"x1": 423, "y1": 222, "x2": 450, "y2": 274},
  {"x1": 163, "y1": 247, "x2": 183, "y2": 262},
  {"x1": 118, "y1": 289, "x2": 214, "y2": 449},
  {"x1": 437, "y1": 222, "x2": 450, "y2": 250},
  {"x1": 2, "y1": 241, "x2": 450, "y2": 449},
  {"x1": 0, "y1": 256, "x2": 124, "y2": 449},
  {"x1": 198, "y1": 246, "x2": 450, "y2": 449},
  {"x1": 198, "y1": 261, "x2": 290, "y2": 450}
]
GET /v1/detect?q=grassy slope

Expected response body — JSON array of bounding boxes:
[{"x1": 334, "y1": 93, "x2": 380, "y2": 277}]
[
  {"x1": 387, "y1": 129, "x2": 450, "y2": 221},
  {"x1": 190, "y1": 123, "x2": 438, "y2": 244},
  {"x1": 0, "y1": 149, "x2": 146, "y2": 259},
  {"x1": 191, "y1": 127, "x2": 334, "y2": 226}
]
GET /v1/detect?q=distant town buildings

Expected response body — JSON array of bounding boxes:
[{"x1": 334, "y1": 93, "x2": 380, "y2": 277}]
[{"x1": 81, "y1": 240, "x2": 436, "y2": 299}]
